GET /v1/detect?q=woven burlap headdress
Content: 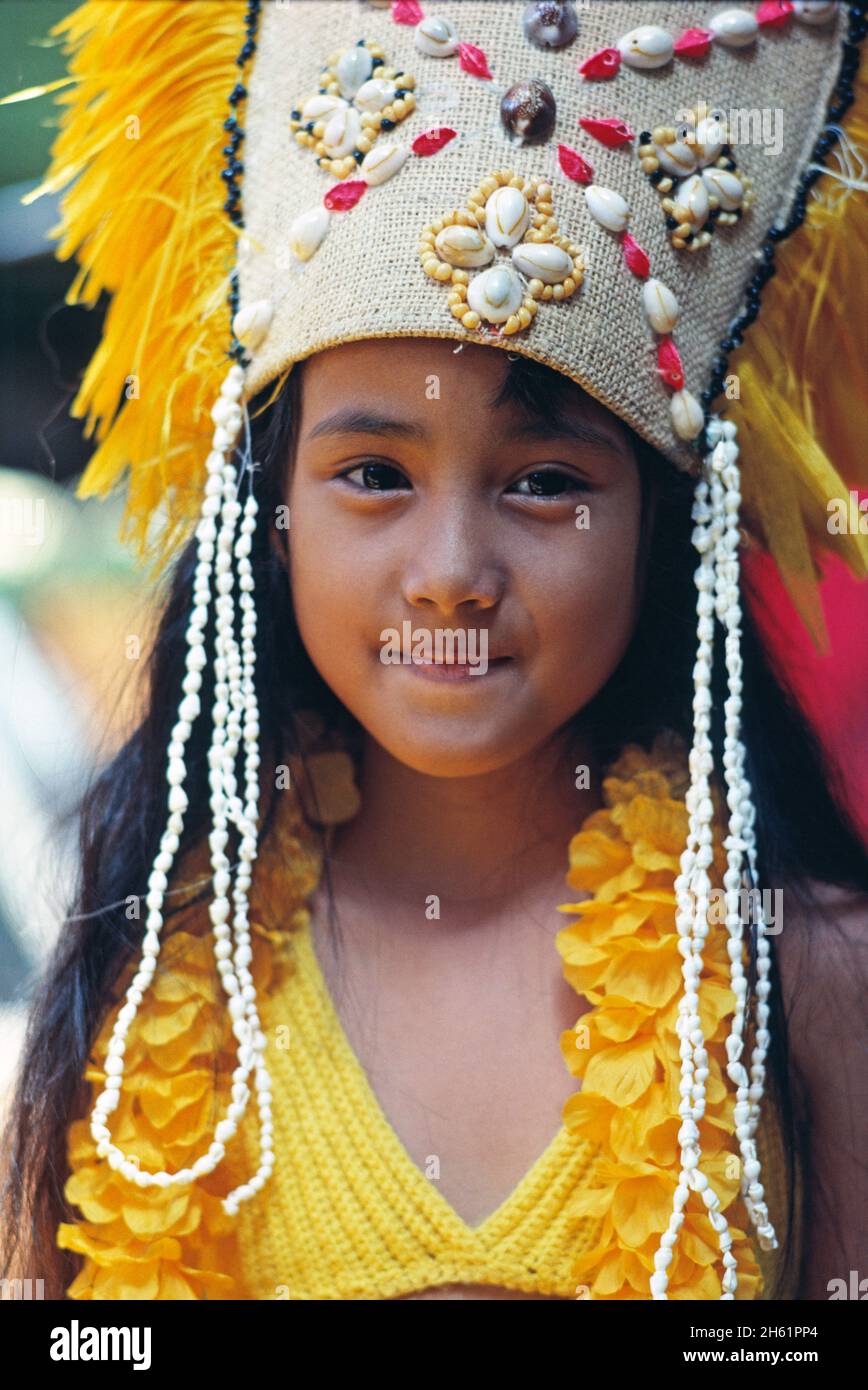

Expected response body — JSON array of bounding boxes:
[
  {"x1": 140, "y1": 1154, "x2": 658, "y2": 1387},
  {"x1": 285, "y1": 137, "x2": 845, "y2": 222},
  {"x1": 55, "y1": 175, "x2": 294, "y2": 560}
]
[{"x1": 17, "y1": 0, "x2": 868, "y2": 1299}]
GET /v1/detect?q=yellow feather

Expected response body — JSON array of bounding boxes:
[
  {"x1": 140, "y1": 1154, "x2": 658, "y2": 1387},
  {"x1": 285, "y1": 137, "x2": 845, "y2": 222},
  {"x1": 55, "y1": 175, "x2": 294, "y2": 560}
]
[{"x1": 28, "y1": 1, "x2": 245, "y2": 579}]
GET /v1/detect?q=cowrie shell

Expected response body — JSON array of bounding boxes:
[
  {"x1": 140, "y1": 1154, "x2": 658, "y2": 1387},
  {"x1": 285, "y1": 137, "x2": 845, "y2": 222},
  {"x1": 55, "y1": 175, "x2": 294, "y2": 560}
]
[
  {"x1": 485, "y1": 186, "x2": 531, "y2": 248},
  {"x1": 511, "y1": 241, "x2": 573, "y2": 284},
  {"x1": 414, "y1": 15, "x2": 459, "y2": 58},
  {"x1": 670, "y1": 389, "x2": 705, "y2": 441},
  {"x1": 642, "y1": 279, "x2": 680, "y2": 334},
  {"x1": 584, "y1": 185, "x2": 630, "y2": 233},
  {"x1": 617, "y1": 25, "x2": 674, "y2": 69},
  {"x1": 654, "y1": 141, "x2": 699, "y2": 177},
  {"x1": 434, "y1": 224, "x2": 495, "y2": 268},
  {"x1": 322, "y1": 106, "x2": 362, "y2": 159},
  {"x1": 360, "y1": 142, "x2": 410, "y2": 186},
  {"x1": 354, "y1": 77, "x2": 397, "y2": 113},
  {"x1": 233, "y1": 300, "x2": 273, "y2": 350},
  {"x1": 701, "y1": 168, "x2": 744, "y2": 211},
  {"x1": 335, "y1": 46, "x2": 374, "y2": 99},
  {"x1": 301, "y1": 93, "x2": 348, "y2": 124},
  {"x1": 289, "y1": 206, "x2": 331, "y2": 262},
  {"x1": 793, "y1": 1, "x2": 838, "y2": 23},
  {"x1": 673, "y1": 173, "x2": 710, "y2": 229},
  {"x1": 708, "y1": 8, "x2": 759, "y2": 46},
  {"x1": 692, "y1": 117, "x2": 726, "y2": 167},
  {"x1": 466, "y1": 266, "x2": 524, "y2": 324}
]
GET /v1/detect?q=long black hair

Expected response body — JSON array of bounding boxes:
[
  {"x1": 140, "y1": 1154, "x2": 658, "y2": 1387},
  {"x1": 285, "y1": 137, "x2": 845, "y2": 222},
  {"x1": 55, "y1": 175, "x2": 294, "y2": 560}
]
[{"x1": 2, "y1": 350, "x2": 866, "y2": 1299}]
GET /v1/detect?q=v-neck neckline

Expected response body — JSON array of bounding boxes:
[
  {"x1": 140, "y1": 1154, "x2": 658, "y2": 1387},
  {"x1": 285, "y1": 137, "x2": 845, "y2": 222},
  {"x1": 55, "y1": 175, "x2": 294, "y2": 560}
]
[{"x1": 295, "y1": 911, "x2": 580, "y2": 1246}]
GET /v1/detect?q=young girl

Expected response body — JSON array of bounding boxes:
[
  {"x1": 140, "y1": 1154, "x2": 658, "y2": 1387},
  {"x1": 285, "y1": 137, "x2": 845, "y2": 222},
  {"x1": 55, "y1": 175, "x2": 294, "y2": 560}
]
[{"x1": 2, "y1": 0, "x2": 866, "y2": 1301}]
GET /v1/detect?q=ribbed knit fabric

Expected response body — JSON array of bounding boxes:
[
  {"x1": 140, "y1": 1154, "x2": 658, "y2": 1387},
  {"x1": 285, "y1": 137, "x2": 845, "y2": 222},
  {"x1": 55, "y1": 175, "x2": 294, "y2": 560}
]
[
  {"x1": 57, "y1": 732, "x2": 794, "y2": 1300},
  {"x1": 231, "y1": 917, "x2": 600, "y2": 1300}
]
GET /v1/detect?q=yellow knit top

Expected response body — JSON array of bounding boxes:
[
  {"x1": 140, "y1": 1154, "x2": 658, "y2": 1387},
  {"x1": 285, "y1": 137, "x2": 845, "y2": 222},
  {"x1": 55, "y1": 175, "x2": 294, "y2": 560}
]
[{"x1": 56, "y1": 731, "x2": 798, "y2": 1300}]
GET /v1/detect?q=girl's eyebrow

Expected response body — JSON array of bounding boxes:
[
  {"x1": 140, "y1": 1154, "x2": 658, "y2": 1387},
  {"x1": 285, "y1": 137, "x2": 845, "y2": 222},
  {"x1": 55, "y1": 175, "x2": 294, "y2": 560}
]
[
  {"x1": 303, "y1": 408, "x2": 428, "y2": 444},
  {"x1": 303, "y1": 406, "x2": 623, "y2": 455}
]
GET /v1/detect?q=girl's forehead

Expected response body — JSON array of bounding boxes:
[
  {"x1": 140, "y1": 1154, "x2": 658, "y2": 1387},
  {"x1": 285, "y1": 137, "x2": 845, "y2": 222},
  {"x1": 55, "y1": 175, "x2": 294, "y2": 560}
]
[{"x1": 299, "y1": 337, "x2": 630, "y2": 445}]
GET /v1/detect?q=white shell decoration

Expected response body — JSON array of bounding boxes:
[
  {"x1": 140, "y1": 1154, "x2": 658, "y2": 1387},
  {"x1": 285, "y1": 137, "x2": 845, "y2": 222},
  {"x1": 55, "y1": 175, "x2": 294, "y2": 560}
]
[
  {"x1": 584, "y1": 185, "x2": 630, "y2": 234},
  {"x1": 354, "y1": 76, "x2": 398, "y2": 113},
  {"x1": 670, "y1": 389, "x2": 705, "y2": 441},
  {"x1": 673, "y1": 174, "x2": 710, "y2": 230},
  {"x1": 322, "y1": 105, "x2": 362, "y2": 159},
  {"x1": 701, "y1": 167, "x2": 744, "y2": 211},
  {"x1": 708, "y1": 8, "x2": 759, "y2": 47},
  {"x1": 335, "y1": 45, "x2": 374, "y2": 99},
  {"x1": 793, "y1": 1, "x2": 838, "y2": 23},
  {"x1": 434, "y1": 224, "x2": 495, "y2": 268},
  {"x1": 485, "y1": 187, "x2": 531, "y2": 248},
  {"x1": 654, "y1": 141, "x2": 698, "y2": 178},
  {"x1": 692, "y1": 117, "x2": 725, "y2": 167},
  {"x1": 414, "y1": 16, "x2": 460, "y2": 58},
  {"x1": 301, "y1": 92, "x2": 348, "y2": 123},
  {"x1": 288, "y1": 205, "x2": 331, "y2": 262},
  {"x1": 617, "y1": 25, "x2": 674, "y2": 70},
  {"x1": 233, "y1": 300, "x2": 273, "y2": 351},
  {"x1": 511, "y1": 241, "x2": 573, "y2": 284},
  {"x1": 642, "y1": 279, "x2": 680, "y2": 335},
  {"x1": 360, "y1": 142, "x2": 410, "y2": 186},
  {"x1": 466, "y1": 266, "x2": 524, "y2": 324}
]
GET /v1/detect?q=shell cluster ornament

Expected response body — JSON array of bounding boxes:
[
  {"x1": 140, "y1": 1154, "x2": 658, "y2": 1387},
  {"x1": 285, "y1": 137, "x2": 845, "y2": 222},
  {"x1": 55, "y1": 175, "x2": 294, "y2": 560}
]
[
  {"x1": 419, "y1": 170, "x2": 584, "y2": 336},
  {"x1": 287, "y1": 34, "x2": 459, "y2": 267},
  {"x1": 290, "y1": 39, "x2": 417, "y2": 180},
  {"x1": 638, "y1": 107, "x2": 755, "y2": 251}
]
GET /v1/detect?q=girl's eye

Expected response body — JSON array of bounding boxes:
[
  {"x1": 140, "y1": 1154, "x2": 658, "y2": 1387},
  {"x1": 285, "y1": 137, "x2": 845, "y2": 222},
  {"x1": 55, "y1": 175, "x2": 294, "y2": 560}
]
[
  {"x1": 336, "y1": 462, "x2": 589, "y2": 498},
  {"x1": 339, "y1": 461, "x2": 410, "y2": 491},
  {"x1": 508, "y1": 469, "x2": 590, "y2": 499}
]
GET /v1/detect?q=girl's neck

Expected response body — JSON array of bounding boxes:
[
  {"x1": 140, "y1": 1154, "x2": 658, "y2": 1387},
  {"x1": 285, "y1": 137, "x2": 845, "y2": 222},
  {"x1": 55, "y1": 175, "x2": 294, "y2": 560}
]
[{"x1": 322, "y1": 726, "x2": 602, "y2": 916}]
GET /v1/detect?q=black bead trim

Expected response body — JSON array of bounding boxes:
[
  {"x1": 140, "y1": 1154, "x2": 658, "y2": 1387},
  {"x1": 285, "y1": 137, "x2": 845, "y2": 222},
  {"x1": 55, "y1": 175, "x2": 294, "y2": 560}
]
[
  {"x1": 224, "y1": 0, "x2": 263, "y2": 368},
  {"x1": 699, "y1": 3, "x2": 866, "y2": 455}
]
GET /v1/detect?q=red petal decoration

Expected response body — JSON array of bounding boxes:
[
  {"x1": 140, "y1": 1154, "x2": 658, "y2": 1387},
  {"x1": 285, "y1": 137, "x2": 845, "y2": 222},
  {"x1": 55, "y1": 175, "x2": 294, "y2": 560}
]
[
  {"x1": 412, "y1": 126, "x2": 457, "y2": 156},
  {"x1": 620, "y1": 231, "x2": 650, "y2": 279},
  {"x1": 756, "y1": 0, "x2": 794, "y2": 28},
  {"x1": 579, "y1": 116, "x2": 635, "y2": 148},
  {"x1": 323, "y1": 180, "x2": 367, "y2": 212},
  {"x1": 673, "y1": 27, "x2": 714, "y2": 59},
  {"x1": 578, "y1": 47, "x2": 622, "y2": 81},
  {"x1": 657, "y1": 337, "x2": 685, "y2": 391},
  {"x1": 557, "y1": 142, "x2": 594, "y2": 185},
  {"x1": 391, "y1": 0, "x2": 424, "y2": 25},
  {"x1": 458, "y1": 42, "x2": 492, "y2": 79}
]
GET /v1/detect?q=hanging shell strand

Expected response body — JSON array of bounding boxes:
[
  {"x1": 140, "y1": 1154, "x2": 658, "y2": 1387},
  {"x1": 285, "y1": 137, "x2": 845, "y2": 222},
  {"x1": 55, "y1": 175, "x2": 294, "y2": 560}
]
[
  {"x1": 705, "y1": 418, "x2": 777, "y2": 1253},
  {"x1": 88, "y1": 359, "x2": 273, "y2": 1216},
  {"x1": 650, "y1": 418, "x2": 777, "y2": 1299}
]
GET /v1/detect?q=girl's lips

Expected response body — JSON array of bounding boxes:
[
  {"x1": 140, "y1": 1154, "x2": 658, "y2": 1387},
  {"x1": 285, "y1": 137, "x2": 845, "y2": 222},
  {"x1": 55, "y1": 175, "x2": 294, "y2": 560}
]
[{"x1": 403, "y1": 656, "x2": 513, "y2": 682}]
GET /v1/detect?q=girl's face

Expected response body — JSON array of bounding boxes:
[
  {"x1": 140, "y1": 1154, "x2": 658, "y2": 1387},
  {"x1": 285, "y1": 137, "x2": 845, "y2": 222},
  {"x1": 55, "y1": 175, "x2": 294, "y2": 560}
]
[{"x1": 283, "y1": 337, "x2": 644, "y2": 778}]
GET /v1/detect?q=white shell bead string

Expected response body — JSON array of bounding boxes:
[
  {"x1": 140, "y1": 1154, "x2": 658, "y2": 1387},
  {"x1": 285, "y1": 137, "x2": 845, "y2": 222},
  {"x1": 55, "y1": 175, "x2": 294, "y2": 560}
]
[
  {"x1": 706, "y1": 419, "x2": 777, "y2": 1253},
  {"x1": 88, "y1": 359, "x2": 273, "y2": 1215},
  {"x1": 650, "y1": 416, "x2": 776, "y2": 1299}
]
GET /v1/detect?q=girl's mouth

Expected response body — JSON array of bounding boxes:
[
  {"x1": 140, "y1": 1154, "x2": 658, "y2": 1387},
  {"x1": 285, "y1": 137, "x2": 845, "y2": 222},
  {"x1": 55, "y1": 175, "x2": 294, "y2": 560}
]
[{"x1": 404, "y1": 656, "x2": 513, "y2": 682}]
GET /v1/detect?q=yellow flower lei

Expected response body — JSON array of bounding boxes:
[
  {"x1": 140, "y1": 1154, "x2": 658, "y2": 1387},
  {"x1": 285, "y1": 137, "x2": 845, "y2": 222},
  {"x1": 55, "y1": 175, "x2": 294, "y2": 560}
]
[
  {"x1": 57, "y1": 727, "x2": 764, "y2": 1299},
  {"x1": 556, "y1": 730, "x2": 763, "y2": 1299}
]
